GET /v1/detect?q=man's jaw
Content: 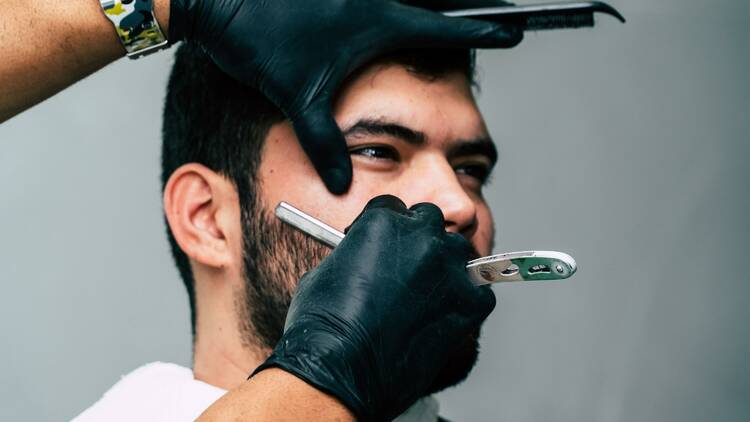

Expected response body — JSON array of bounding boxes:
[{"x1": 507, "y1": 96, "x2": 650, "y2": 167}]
[{"x1": 239, "y1": 200, "x2": 486, "y2": 394}]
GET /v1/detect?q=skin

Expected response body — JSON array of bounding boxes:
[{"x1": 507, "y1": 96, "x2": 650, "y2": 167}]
[
  {"x1": 164, "y1": 63, "x2": 498, "y2": 420},
  {"x1": 261, "y1": 65, "x2": 495, "y2": 252},
  {"x1": 0, "y1": 0, "x2": 169, "y2": 122}
]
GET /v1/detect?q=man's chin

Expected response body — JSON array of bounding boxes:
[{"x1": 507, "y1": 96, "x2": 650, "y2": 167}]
[{"x1": 425, "y1": 329, "x2": 482, "y2": 394}]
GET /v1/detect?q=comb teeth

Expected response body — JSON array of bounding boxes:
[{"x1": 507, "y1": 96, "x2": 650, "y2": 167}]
[{"x1": 525, "y1": 12, "x2": 595, "y2": 30}]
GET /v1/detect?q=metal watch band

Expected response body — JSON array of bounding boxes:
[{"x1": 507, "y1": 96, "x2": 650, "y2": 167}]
[{"x1": 99, "y1": 0, "x2": 169, "y2": 59}]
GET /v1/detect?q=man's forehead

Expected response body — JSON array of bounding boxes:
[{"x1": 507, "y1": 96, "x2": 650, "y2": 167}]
[{"x1": 334, "y1": 63, "x2": 488, "y2": 147}]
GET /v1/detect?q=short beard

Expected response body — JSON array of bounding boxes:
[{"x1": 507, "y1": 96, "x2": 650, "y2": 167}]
[
  {"x1": 236, "y1": 195, "x2": 329, "y2": 353},
  {"x1": 236, "y1": 194, "x2": 485, "y2": 394}
]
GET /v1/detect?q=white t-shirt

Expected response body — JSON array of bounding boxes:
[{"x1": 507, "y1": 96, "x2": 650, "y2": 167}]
[{"x1": 73, "y1": 362, "x2": 440, "y2": 421}]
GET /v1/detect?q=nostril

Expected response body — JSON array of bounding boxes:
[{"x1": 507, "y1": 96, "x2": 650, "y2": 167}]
[
  {"x1": 424, "y1": 174, "x2": 478, "y2": 235},
  {"x1": 444, "y1": 218, "x2": 478, "y2": 239},
  {"x1": 441, "y1": 200, "x2": 478, "y2": 236}
]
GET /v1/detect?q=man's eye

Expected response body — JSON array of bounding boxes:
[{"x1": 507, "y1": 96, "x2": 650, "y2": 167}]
[
  {"x1": 350, "y1": 145, "x2": 400, "y2": 161},
  {"x1": 456, "y1": 163, "x2": 492, "y2": 185}
]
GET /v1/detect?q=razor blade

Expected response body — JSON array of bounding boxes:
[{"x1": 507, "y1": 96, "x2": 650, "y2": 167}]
[{"x1": 275, "y1": 202, "x2": 577, "y2": 285}]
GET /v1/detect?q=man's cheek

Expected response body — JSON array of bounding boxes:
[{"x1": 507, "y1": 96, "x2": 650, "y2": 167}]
[
  {"x1": 475, "y1": 208, "x2": 495, "y2": 256},
  {"x1": 325, "y1": 178, "x2": 401, "y2": 231}
]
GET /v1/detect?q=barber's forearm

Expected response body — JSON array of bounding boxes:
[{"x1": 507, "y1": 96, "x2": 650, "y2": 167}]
[
  {"x1": 196, "y1": 368, "x2": 355, "y2": 422},
  {"x1": 0, "y1": 0, "x2": 170, "y2": 123}
]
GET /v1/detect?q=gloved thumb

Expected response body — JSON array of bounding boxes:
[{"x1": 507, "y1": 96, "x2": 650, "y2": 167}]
[{"x1": 291, "y1": 98, "x2": 353, "y2": 195}]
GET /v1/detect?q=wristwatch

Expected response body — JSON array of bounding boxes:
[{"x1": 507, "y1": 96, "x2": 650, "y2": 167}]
[{"x1": 99, "y1": 0, "x2": 169, "y2": 59}]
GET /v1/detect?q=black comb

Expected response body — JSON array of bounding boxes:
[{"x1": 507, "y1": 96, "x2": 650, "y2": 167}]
[{"x1": 443, "y1": 1, "x2": 625, "y2": 31}]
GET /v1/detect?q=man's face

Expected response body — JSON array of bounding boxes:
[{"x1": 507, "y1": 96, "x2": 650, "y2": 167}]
[
  {"x1": 262, "y1": 63, "x2": 495, "y2": 254},
  {"x1": 238, "y1": 62, "x2": 497, "y2": 392}
]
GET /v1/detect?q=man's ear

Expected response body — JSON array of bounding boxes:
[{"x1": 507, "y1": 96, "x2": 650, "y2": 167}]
[{"x1": 163, "y1": 163, "x2": 238, "y2": 269}]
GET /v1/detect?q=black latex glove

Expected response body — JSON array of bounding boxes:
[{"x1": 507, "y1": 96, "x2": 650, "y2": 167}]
[
  {"x1": 251, "y1": 195, "x2": 496, "y2": 421},
  {"x1": 169, "y1": 0, "x2": 521, "y2": 194}
]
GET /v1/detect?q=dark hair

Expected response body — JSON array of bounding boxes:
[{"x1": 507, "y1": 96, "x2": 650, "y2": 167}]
[{"x1": 161, "y1": 44, "x2": 477, "y2": 334}]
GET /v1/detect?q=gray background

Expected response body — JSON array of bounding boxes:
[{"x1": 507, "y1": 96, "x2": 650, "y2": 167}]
[{"x1": 1, "y1": 0, "x2": 748, "y2": 420}]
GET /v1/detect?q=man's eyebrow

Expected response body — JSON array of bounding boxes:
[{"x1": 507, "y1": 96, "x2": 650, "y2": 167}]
[
  {"x1": 342, "y1": 118, "x2": 426, "y2": 145},
  {"x1": 343, "y1": 117, "x2": 497, "y2": 164},
  {"x1": 448, "y1": 138, "x2": 498, "y2": 166}
]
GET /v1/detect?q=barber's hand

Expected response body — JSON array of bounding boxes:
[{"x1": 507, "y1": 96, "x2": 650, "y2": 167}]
[
  {"x1": 252, "y1": 195, "x2": 496, "y2": 421},
  {"x1": 169, "y1": 0, "x2": 522, "y2": 194}
]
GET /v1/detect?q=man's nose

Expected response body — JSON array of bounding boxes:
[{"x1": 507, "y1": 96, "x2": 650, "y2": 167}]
[{"x1": 411, "y1": 160, "x2": 478, "y2": 238}]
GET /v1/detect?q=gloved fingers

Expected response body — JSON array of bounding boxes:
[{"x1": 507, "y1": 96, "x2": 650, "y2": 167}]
[
  {"x1": 471, "y1": 285, "x2": 497, "y2": 320},
  {"x1": 443, "y1": 231, "x2": 475, "y2": 262},
  {"x1": 365, "y1": 194, "x2": 409, "y2": 213},
  {"x1": 401, "y1": 6, "x2": 523, "y2": 49},
  {"x1": 409, "y1": 202, "x2": 446, "y2": 229},
  {"x1": 445, "y1": 273, "x2": 497, "y2": 322},
  {"x1": 345, "y1": 194, "x2": 408, "y2": 234},
  {"x1": 291, "y1": 97, "x2": 353, "y2": 195}
]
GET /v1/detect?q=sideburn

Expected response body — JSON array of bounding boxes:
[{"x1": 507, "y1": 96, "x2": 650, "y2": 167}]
[{"x1": 236, "y1": 186, "x2": 329, "y2": 352}]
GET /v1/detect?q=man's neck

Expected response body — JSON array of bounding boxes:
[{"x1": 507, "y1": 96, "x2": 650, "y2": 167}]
[
  {"x1": 192, "y1": 331, "x2": 270, "y2": 390},
  {"x1": 191, "y1": 281, "x2": 272, "y2": 390}
]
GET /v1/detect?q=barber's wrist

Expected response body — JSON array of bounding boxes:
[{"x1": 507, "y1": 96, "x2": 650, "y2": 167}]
[
  {"x1": 154, "y1": 0, "x2": 171, "y2": 38},
  {"x1": 257, "y1": 368, "x2": 355, "y2": 421},
  {"x1": 251, "y1": 325, "x2": 370, "y2": 421},
  {"x1": 199, "y1": 368, "x2": 355, "y2": 421}
]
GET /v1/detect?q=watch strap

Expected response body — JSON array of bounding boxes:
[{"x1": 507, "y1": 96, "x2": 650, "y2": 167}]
[{"x1": 99, "y1": 0, "x2": 169, "y2": 59}]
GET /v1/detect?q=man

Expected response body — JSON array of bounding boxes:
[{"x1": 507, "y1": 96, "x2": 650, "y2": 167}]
[{"x1": 75, "y1": 40, "x2": 500, "y2": 421}]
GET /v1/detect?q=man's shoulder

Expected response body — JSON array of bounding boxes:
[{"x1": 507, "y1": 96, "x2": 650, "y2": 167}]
[{"x1": 73, "y1": 362, "x2": 226, "y2": 422}]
